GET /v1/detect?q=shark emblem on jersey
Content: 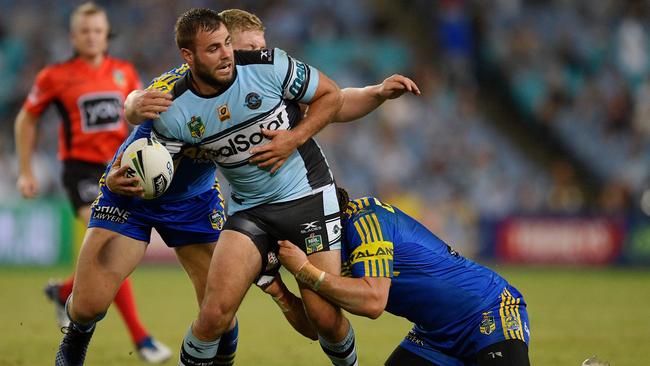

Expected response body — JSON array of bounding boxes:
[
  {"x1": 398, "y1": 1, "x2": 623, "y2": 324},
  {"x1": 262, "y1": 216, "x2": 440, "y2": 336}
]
[
  {"x1": 245, "y1": 92, "x2": 262, "y2": 109},
  {"x1": 187, "y1": 116, "x2": 205, "y2": 138}
]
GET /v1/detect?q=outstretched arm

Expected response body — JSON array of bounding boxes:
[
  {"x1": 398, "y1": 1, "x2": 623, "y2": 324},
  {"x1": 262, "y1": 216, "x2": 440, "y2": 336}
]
[
  {"x1": 261, "y1": 274, "x2": 318, "y2": 340},
  {"x1": 278, "y1": 240, "x2": 391, "y2": 319},
  {"x1": 334, "y1": 74, "x2": 420, "y2": 122}
]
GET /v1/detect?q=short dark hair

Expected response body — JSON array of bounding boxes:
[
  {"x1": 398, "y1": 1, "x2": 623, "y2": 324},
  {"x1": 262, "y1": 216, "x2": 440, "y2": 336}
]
[{"x1": 175, "y1": 8, "x2": 225, "y2": 50}]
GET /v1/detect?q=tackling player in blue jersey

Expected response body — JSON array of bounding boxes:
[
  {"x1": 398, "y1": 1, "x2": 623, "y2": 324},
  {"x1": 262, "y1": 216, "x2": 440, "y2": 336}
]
[{"x1": 275, "y1": 187, "x2": 531, "y2": 366}]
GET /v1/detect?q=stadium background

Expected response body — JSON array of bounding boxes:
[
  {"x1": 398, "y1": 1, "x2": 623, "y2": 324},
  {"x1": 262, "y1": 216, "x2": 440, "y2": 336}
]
[{"x1": 0, "y1": 0, "x2": 649, "y2": 365}]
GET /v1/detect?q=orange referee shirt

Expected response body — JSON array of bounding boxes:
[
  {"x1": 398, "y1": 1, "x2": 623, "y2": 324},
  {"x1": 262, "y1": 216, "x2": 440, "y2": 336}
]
[{"x1": 23, "y1": 56, "x2": 141, "y2": 164}]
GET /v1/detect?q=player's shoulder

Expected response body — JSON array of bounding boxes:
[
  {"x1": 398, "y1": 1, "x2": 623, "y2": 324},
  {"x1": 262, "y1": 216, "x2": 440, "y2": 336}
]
[
  {"x1": 105, "y1": 56, "x2": 136, "y2": 70},
  {"x1": 147, "y1": 63, "x2": 190, "y2": 94},
  {"x1": 344, "y1": 197, "x2": 393, "y2": 220},
  {"x1": 235, "y1": 48, "x2": 276, "y2": 66},
  {"x1": 37, "y1": 57, "x2": 78, "y2": 79}
]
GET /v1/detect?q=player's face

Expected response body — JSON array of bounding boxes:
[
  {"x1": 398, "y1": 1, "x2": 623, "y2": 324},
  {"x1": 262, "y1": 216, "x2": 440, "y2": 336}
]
[
  {"x1": 189, "y1": 26, "x2": 235, "y2": 88},
  {"x1": 231, "y1": 30, "x2": 266, "y2": 50},
  {"x1": 70, "y1": 13, "x2": 109, "y2": 59}
]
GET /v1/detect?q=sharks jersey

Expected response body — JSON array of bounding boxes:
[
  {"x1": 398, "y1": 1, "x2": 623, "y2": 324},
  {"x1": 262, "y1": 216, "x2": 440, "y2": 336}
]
[{"x1": 146, "y1": 48, "x2": 333, "y2": 213}]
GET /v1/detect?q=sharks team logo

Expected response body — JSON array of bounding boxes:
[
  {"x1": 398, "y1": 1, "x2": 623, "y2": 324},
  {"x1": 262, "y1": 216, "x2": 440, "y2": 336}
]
[{"x1": 187, "y1": 116, "x2": 205, "y2": 138}]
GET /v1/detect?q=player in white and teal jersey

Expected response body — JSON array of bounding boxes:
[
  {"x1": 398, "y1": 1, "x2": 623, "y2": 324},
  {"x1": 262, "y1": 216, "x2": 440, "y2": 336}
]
[
  {"x1": 146, "y1": 9, "x2": 358, "y2": 366},
  {"x1": 275, "y1": 187, "x2": 531, "y2": 366}
]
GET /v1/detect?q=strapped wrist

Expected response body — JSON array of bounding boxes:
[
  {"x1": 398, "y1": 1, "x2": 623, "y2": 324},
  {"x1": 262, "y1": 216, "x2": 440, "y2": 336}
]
[{"x1": 295, "y1": 262, "x2": 326, "y2": 291}]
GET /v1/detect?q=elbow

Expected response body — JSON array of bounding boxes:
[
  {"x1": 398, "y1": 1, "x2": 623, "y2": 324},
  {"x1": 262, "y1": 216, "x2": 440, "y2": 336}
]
[
  {"x1": 363, "y1": 303, "x2": 385, "y2": 320},
  {"x1": 358, "y1": 290, "x2": 387, "y2": 319}
]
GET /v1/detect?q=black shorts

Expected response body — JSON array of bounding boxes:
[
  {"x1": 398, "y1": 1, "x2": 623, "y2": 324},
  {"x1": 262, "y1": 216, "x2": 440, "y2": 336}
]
[
  {"x1": 62, "y1": 159, "x2": 106, "y2": 213},
  {"x1": 224, "y1": 184, "x2": 342, "y2": 277}
]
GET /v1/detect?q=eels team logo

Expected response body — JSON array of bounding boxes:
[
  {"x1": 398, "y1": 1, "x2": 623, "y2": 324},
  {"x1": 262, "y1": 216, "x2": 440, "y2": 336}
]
[
  {"x1": 187, "y1": 116, "x2": 205, "y2": 138},
  {"x1": 505, "y1": 315, "x2": 521, "y2": 332},
  {"x1": 480, "y1": 312, "x2": 496, "y2": 335},
  {"x1": 245, "y1": 92, "x2": 262, "y2": 109},
  {"x1": 209, "y1": 209, "x2": 225, "y2": 230},
  {"x1": 305, "y1": 233, "x2": 323, "y2": 254}
]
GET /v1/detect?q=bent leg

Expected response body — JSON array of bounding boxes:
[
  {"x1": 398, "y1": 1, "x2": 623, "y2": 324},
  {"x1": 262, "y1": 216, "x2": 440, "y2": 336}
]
[
  {"x1": 300, "y1": 250, "x2": 358, "y2": 366},
  {"x1": 69, "y1": 227, "x2": 147, "y2": 324}
]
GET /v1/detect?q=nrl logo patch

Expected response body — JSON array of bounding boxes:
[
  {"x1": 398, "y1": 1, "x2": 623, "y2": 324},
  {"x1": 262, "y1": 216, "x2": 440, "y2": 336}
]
[
  {"x1": 305, "y1": 233, "x2": 323, "y2": 255},
  {"x1": 209, "y1": 209, "x2": 225, "y2": 230},
  {"x1": 480, "y1": 312, "x2": 496, "y2": 335},
  {"x1": 187, "y1": 116, "x2": 205, "y2": 138}
]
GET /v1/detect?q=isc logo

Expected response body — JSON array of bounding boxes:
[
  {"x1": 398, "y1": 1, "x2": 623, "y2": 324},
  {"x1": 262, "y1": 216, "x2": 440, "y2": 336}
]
[{"x1": 201, "y1": 104, "x2": 290, "y2": 166}]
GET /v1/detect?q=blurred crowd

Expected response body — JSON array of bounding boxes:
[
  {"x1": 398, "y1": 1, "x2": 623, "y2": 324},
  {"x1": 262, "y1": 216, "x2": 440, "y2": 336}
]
[
  {"x1": 2, "y1": 0, "x2": 649, "y2": 253},
  {"x1": 482, "y1": 0, "x2": 650, "y2": 214}
]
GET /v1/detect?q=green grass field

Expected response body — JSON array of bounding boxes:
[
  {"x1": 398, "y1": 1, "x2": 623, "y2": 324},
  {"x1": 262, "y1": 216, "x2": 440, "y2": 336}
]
[{"x1": 1, "y1": 265, "x2": 648, "y2": 365}]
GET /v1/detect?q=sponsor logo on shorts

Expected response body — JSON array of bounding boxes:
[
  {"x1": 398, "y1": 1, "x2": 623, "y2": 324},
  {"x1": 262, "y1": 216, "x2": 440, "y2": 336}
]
[
  {"x1": 92, "y1": 205, "x2": 130, "y2": 224},
  {"x1": 480, "y1": 311, "x2": 496, "y2": 335},
  {"x1": 405, "y1": 330, "x2": 425, "y2": 347},
  {"x1": 187, "y1": 116, "x2": 205, "y2": 138},
  {"x1": 152, "y1": 174, "x2": 168, "y2": 197},
  {"x1": 209, "y1": 209, "x2": 225, "y2": 230},
  {"x1": 245, "y1": 92, "x2": 262, "y2": 110},
  {"x1": 300, "y1": 220, "x2": 322, "y2": 234},
  {"x1": 266, "y1": 251, "x2": 279, "y2": 271},
  {"x1": 505, "y1": 314, "x2": 520, "y2": 332},
  {"x1": 326, "y1": 217, "x2": 342, "y2": 244},
  {"x1": 218, "y1": 104, "x2": 230, "y2": 122},
  {"x1": 305, "y1": 233, "x2": 323, "y2": 254}
]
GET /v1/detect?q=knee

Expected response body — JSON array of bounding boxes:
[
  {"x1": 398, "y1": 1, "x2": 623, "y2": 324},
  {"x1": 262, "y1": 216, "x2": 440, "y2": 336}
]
[
  {"x1": 68, "y1": 296, "x2": 109, "y2": 324},
  {"x1": 195, "y1": 303, "x2": 236, "y2": 339}
]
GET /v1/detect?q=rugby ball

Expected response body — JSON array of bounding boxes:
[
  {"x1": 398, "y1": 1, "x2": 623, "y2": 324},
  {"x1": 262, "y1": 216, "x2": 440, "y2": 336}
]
[{"x1": 122, "y1": 138, "x2": 174, "y2": 199}]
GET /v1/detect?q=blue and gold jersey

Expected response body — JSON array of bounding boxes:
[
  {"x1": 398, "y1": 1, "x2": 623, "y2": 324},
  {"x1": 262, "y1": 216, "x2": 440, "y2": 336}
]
[
  {"x1": 341, "y1": 197, "x2": 512, "y2": 334},
  {"x1": 107, "y1": 49, "x2": 334, "y2": 211}
]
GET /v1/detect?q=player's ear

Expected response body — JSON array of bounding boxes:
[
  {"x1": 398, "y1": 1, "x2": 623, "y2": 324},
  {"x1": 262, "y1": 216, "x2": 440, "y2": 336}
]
[{"x1": 180, "y1": 47, "x2": 194, "y2": 65}]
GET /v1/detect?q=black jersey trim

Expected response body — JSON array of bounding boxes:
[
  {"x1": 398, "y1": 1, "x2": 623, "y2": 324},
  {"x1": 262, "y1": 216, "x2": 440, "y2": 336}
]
[
  {"x1": 53, "y1": 98, "x2": 73, "y2": 156},
  {"x1": 235, "y1": 49, "x2": 274, "y2": 65}
]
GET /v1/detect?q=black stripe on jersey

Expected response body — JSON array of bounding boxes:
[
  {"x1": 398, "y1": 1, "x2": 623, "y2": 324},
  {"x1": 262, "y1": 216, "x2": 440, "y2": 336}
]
[
  {"x1": 282, "y1": 56, "x2": 294, "y2": 91},
  {"x1": 235, "y1": 49, "x2": 274, "y2": 65},
  {"x1": 201, "y1": 100, "x2": 284, "y2": 144},
  {"x1": 170, "y1": 74, "x2": 191, "y2": 101},
  {"x1": 53, "y1": 99, "x2": 73, "y2": 156},
  {"x1": 297, "y1": 138, "x2": 334, "y2": 189}
]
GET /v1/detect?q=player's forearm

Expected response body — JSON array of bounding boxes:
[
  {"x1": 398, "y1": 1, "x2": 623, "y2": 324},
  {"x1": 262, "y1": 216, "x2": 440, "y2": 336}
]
[
  {"x1": 334, "y1": 85, "x2": 383, "y2": 123},
  {"x1": 263, "y1": 277, "x2": 318, "y2": 340},
  {"x1": 14, "y1": 109, "x2": 38, "y2": 175},
  {"x1": 124, "y1": 90, "x2": 147, "y2": 125},
  {"x1": 296, "y1": 263, "x2": 386, "y2": 319}
]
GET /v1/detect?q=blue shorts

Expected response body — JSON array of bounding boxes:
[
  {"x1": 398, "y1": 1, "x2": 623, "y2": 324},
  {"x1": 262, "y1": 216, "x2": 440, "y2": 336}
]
[
  {"x1": 88, "y1": 184, "x2": 225, "y2": 247},
  {"x1": 399, "y1": 286, "x2": 530, "y2": 366}
]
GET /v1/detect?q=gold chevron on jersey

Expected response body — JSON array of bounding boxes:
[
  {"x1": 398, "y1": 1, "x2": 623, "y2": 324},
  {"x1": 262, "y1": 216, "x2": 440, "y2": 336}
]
[
  {"x1": 344, "y1": 197, "x2": 373, "y2": 218},
  {"x1": 146, "y1": 63, "x2": 190, "y2": 92}
]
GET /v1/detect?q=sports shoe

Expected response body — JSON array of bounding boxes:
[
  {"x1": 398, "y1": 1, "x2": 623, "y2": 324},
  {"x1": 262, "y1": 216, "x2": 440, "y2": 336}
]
[
  {"x1": 55, "y1": 324, "x2": 95, "y2": 366},
  {"x1": 44, "y1": 280, "x2": 70, "y2": 328},
  {"x1": 137, "y1": 336, "x2": 173, "y2": 364}
]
